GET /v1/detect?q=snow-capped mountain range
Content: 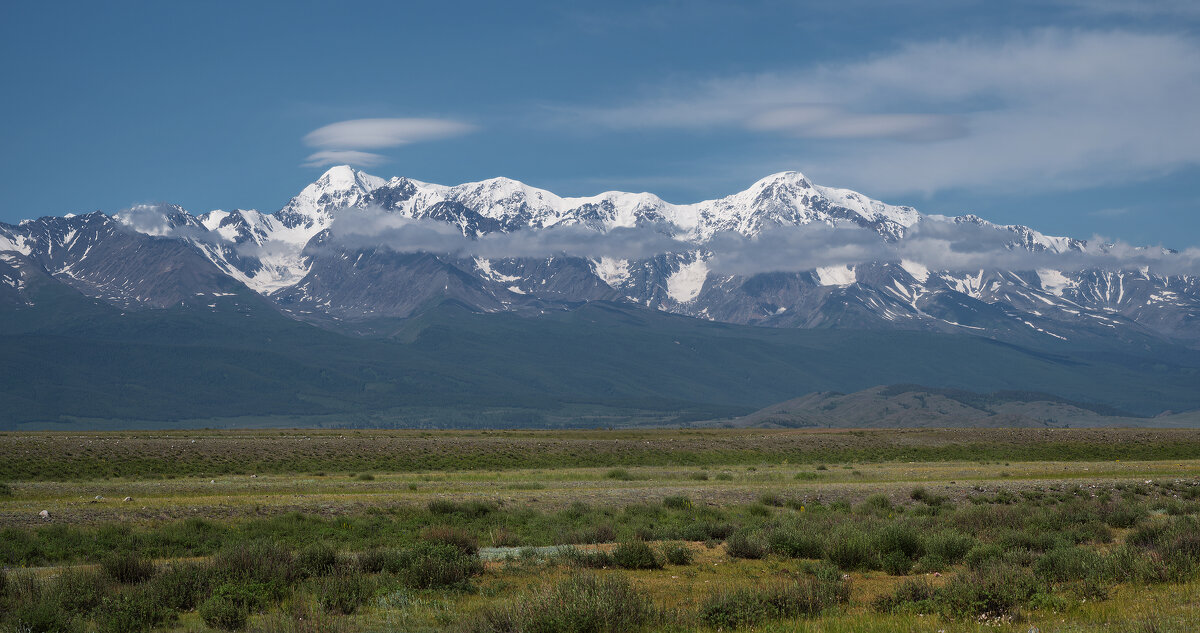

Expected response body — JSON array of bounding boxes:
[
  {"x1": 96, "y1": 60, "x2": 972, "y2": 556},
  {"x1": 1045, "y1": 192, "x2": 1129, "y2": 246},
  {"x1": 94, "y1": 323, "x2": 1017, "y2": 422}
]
[{"x1": 1, "y1": 165, "x2": 1196, "y2": 347}]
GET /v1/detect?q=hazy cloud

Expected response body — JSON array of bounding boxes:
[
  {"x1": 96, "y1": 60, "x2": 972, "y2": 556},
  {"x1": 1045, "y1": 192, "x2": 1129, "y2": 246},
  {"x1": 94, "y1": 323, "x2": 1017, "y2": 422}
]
[
  {"x1": 568, "y1": 30, "x2": 1200, "y2": 196},
  {"x1": 304, "y1": 118, "x2": 476, "y2": 149},
  {"x1": 323, "y1": 207, "x2": 1200, "y2": 277},
  {"x1": 328, "y1": 207, "x2": 686, "y2": 261},
  {"x1": 302, "y1": 150, "x2": 389, "y2": 169},
  {"x1": 302, "y1": 117, "x2": 476, "y2": 169}
]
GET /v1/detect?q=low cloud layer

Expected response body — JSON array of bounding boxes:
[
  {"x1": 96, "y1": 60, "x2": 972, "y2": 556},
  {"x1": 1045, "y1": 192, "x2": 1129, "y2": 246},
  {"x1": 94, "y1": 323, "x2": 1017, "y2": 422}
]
[{"x1": 325, "y1": 207, "x2": 1200, "y2": 277}]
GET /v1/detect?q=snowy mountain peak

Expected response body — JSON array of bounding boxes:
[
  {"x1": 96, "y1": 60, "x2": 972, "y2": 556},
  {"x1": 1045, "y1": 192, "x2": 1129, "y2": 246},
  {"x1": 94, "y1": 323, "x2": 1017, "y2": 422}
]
[{"x1": 316, "y1": 165, "x2": 387, "y2": 193}]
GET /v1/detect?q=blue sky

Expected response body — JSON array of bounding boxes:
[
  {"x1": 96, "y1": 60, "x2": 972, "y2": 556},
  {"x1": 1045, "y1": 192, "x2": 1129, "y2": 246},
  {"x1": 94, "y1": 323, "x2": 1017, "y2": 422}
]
[{"x1": 2, "y1": 0, "x2": 1198, "y2": 247}]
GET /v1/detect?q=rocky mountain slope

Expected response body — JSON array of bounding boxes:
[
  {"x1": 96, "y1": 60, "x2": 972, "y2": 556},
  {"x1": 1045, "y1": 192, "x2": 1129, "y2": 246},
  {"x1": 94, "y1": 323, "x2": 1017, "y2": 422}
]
[{"x1": 1, "y1": 166, "x2": 1197, "y2": 350}]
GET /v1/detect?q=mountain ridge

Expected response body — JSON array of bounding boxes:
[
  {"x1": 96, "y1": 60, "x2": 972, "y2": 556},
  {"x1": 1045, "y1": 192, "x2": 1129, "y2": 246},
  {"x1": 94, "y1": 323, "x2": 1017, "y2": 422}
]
[{"x1": 1, "y1": 166, "x2": 1197, "y2": 352}]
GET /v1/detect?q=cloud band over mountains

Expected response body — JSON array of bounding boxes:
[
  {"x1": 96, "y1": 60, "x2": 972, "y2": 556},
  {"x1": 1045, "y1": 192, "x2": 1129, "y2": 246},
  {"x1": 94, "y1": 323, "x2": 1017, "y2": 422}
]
[{"x1": 323, "y1": 206, "x2": 1200, "y2": 276}]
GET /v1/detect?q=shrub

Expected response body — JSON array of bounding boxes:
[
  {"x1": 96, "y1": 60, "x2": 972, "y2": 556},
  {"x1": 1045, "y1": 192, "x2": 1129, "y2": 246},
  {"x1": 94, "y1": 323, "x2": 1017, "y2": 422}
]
[
  {"x1": 875, "y1": 523, "x2": 925, "y2": 561},
  {"x1": 213, "y1": 541, "x2": 297, "y2": 587},
  {"x1": 421, "y1": 525, "x2": 479, "y2": 555},
  {"x1": 1034, "y1": 546, "x2": 1106, "y2": 583},
  {"x1": 767, "y1": 526, "x2": 823, "y2": 559},
  {"x1": 689, "y1": 471, "x2": 710, "y2": 481},
  {"x1": 48, "y1": 567, "x2": 111, "y2": 616},
  {"x1": 881, "y1": 550, "x2": 913, "y2": 575},
  {"x1": 925, "y1": 530, "x2": 976, "y2": 564},
  {"x1": 0, "y1": 482, "x2": 12, "y2": 497},
  {"x1": 605, "y1": 468, "x2": 633, "y2": 481},
  {"x1": 716, "y1": 472, "x2": 734, "y2": 481},
  {"x1": 662, "y1": 495, "x2": 692, "y2": 510},
  {"x1": 661, "y1": 542, "x2": 694, "y2": 565},
  {"x1": 100, "y1": 550, "x2": 156, "y2": 584},
  {"x1": 725, "y1": 530, "x2": 768, "y2": 560},
  {"x1": 556, "y1": 546, "x2": 614, "y2": 569},
  {"x1": 794, "y1": 472, "x2": 820, "y2": 480},
  {"x1": 935, "y1": 563, "x2": 1041, "y2": 618},
  {"x1": 824, "y1": 527, "x2": 875, "y2": 571},
  {"x1": 874, "y1": 577, "x2": 936, "y2": 612},
  {"x1": 1102, "y1": 502, "x2": 1148, "y2": 528},
  {"x1": 200, "y1": 595, "x2": 249, "y2": 631},
  {"x1": 963, "y1": 543, "x2": 1004, "y2": 571},
  {"x1": 914, "y1": 553, "x2": 949, "y2": 573},
  {"x1": 355, "y1": 473, "x2": 375, "y2": 481},
  {"x1": 297, "y1": 543, "x2": 340, "y2": 577},
  {"x1": 759, "y1": 493, "x2": 785, "y2": 507},
  {"x1": 612, "y1": 540, "x2": 662, "y2": 570},
  {"x1": 461, "y1": 573, "x2": 657, "y2": 633},
  {"x1": 316, "y1": 572, "x2": 374, "y2": 615},
  {"x1": 94, "y1": 589, "x2": 170, "y2": 633},
  {"x1": 147, "y1": 562, "x2": 211, "y2": 612},
  {"x1": 911, "y1": 486, "x2": 949, "y2": 507},
  {"x1": 681, "y1": 521, "x2": 734, "y2": 542},
  {"x1": 700, "y1": 575, "x2": 850, "y2": 629},
  {"x1": 5, "y1": 600, "x2": 85, "y2": 633},
  {"x1": 859, "y1": 494, "x2": 892, "y2": 514},
  {"x1": 394, "y1": 542, "x2": 484, "y2": 589},
  {"x1": 356, "y1": 548, "x2": 395, "y2": 574},
  {"x1": 427, "y1": 496, "x2": 496, "y2": 517}
]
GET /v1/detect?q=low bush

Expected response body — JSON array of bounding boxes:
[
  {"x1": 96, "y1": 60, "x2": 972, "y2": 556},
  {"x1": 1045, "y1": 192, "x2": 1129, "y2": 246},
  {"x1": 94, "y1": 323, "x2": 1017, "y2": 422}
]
[
  {"x1": 296, "y1": 543, "x2": 340, "y2": 577},
  {"x1": 881, "y1": 550, "x2": 912, "y2": 575},
  {"x1": 557, "y1": 546, "x2": 614, "y2": 569},
  {"x1": 766, "y1": 526, "x2": 823, "y2": 559},
  {"x1": 925, "y1": 530, "x2": 976, "y2": 563},
  {"x1": 824, "y1": 527, "x2": 875, "y2": 571},
  {"x1": 689, "y1": 471, "x2": 710, "y2": 481},
  {"x1": 315, "y1": 572, "x2": 374, "y2": 615},
  {"x1": 612, "y1": 540, "x2": 662, "y2": 570},
  {"x1": 6, "y1": 599, "x2": 85, "y2": 633},
  {"x1": 148, "y1": 561, "x2": 211, "y2": 612},
  {"x1": 681, "y1": 521, "x2": 734, "y2": 542},
  {"x1": 421, "y1": 525, "x2": 479, "y2": 555},
  {"x1": 428, "y1": 499, "x2": 497, "y2": 518},
  {"x1": 858, "y1": 494, "x2": 893, "y2": 514},
  {"x1": 936, "y1": 562, "x2": 1041, "y2": 618},
  {"x1": 94, "y1": 589, "x2": 171, "y2": 633},
  {"x1": 701, "y1": 574, "x2": 850, "y2": 629},
  {"x1": 875, "y1": 523, "x2": 925, "y2": 561},
  {"x1": 660, "y1": 542, "x2": 694, "y2": 565},
  {"x1": 1034, "y1": 546, "x2": 1106, "y2": 583},
  {"x1": 40, "y1": 567, "x2": 110, "y2": 616},
  {"x1": 725, "y1": 529, "x2": 768, "y2": 560},
  {"x1": 200, "y1": 595, "x2": 249, "y2": 631},
  {"x1": 461, "y1": 573, "x2": 657, "y2": 633},
  {"x1": 393, "y1": 542, "x2": 484, "y2": 589},
  {"x1": 662, "y1": 495, "x2": 692, "y2": 510},
  {"x1": 212, "y1": 540, "x2": 297, "y2": 586},
  {"x1": 873, "y1": 577, "x2": 936, "y2": 612},
  {"x1": 100, "y1": 551, "x2": 156, "y2": 584},
  {"x1": 759, "y1": 493, "x2": 785, "y2": 507},
  {"x1": 604, "y1": 468, "x2": 633, "y2": 481}
]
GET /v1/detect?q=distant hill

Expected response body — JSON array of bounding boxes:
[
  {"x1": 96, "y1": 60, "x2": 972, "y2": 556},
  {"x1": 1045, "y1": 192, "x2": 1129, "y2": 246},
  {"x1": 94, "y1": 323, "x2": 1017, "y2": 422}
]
[{"x1": 725, "y1": 385, "x2": 1200, "y2": 429}]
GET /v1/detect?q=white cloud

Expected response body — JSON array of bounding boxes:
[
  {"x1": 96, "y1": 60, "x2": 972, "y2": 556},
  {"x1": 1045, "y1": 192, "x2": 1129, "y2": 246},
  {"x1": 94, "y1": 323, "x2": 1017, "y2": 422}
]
[
  {"x1": 302, "y1": 150, "x2": 388, "y2": 168},
  {"x1": 303, "y1": 117, "x2": 475, "y2": 150},
  {"x1": 569, "y1": 30, "x2": 1200, "y2": 196}
]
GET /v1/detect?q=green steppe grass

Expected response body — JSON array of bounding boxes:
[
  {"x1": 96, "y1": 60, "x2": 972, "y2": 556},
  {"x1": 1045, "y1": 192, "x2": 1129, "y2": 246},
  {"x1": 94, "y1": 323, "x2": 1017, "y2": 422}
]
[{"x1": 1, "y1": 428, "x2": 1200, "y2": 631}]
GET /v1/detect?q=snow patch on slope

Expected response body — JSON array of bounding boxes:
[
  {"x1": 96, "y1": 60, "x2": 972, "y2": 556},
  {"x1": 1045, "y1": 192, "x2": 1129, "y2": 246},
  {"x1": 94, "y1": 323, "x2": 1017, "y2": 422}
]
[
  {"x1": 816, "y1": 265, "x2": 856, "y2": 287},
  {"x1": 667, "y1": 258, "x2": 708, "y2": 302},
  {"x1": 591, "y1": 257, "x2": 631, "y2": 288}
]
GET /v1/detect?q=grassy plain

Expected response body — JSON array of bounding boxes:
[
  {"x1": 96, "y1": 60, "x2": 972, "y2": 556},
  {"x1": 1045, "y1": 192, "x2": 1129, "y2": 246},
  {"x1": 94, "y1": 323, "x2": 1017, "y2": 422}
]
[{"x1": 1, "y1": 428, "x2": 1199, "y2": 632}]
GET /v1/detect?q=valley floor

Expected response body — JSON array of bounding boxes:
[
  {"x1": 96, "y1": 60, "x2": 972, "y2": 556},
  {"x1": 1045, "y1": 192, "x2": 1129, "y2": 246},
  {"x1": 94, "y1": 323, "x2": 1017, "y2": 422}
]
[{"x1": 1, "y1": 428, "x2": 1199, "y2": 632}]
